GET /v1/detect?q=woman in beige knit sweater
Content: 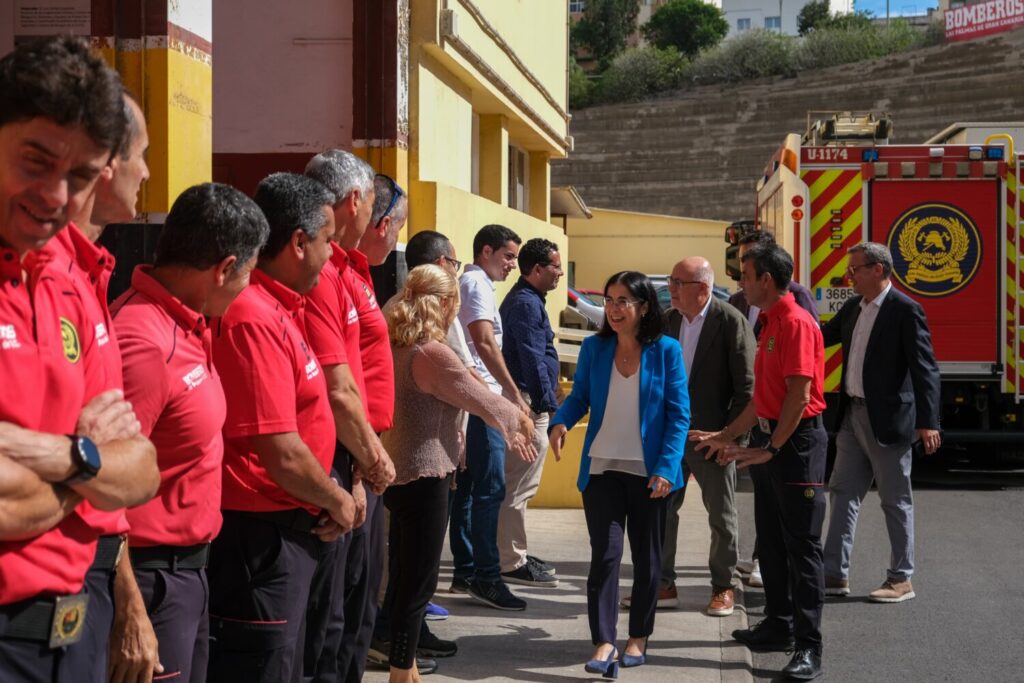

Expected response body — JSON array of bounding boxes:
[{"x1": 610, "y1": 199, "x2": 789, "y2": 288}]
[{"x1": 381, "y1": 264, "x2": 535, "y2": 683}]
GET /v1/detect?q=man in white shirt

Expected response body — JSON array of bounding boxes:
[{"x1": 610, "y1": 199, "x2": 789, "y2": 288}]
[
  {"x1": 449, "y1": 224, "x2": 532, "y2": 612},
  {"x1": 820, "y1": 242, "x2": 941, "y2": 604},
  {"x1": 659, "y1": 257, "x2": 755, "y2": 616}
]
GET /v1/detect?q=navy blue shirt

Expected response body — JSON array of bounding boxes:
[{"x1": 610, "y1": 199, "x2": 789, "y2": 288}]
[{"x1": 499, "y1": 277, "x2": 560, "y2": 414}]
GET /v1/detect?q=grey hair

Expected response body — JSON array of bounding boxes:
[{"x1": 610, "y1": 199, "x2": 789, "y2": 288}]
[
  {"x1": 848, "y1": 242, "x2": 893, "y2": 277},
  {"x1": 695, "y1": 261, "x2": 714, "y2": 288},
  {"x1": 304, "y1": 149, "x2": 374, "y2": 204}
]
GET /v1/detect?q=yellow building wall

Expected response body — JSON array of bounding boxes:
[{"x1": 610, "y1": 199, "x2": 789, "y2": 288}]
[
  {"x1": 568, "y1": 208, "x2": 734, "y2": 292},
  {"x1": 414, "y1": 58, "x2": 475, "y2": 192}
]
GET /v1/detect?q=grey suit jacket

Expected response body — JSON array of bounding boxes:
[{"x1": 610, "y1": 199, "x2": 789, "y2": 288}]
[{"x1": 665, "y1": 297, "x2": 756, "y2": 433}]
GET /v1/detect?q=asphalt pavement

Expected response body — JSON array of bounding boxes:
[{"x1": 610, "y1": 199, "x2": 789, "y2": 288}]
[
  {"x1": 738, "y1": 460, "x2": 1024, "y2": 682},
  {"x1": 364, "y1": 479, "x2": 753, "y2": 682}
]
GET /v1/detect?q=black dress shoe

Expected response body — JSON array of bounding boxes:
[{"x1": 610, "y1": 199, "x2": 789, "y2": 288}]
[
  {"x1": 782, "y1": 649, "x2": 822, "y2": 680},
  {"x1": 731, "y1": 617, "x2": 795, "y2": 652}
]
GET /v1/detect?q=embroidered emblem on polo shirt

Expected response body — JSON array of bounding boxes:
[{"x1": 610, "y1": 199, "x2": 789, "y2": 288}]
[
  {"x1": 361, "y1": 281, "x2": 378, "y2": 309},
  {"x1": 95, "y1": 322, "x2": 110, "y2": 347},
  {"x1": 0, "y1": 324, "x2": 20, "y2": 350},
  {"x1": 61, "y1": 318, "x2": 81, "y2": 363},
  {"x1": 766, "y1": 336, "x2": 776, "y2": 353},
  {"x1": 347, "y1": 306, "x2": 358, "y2": 325},
  {"x1": 305, "y1": 358, "x2": 320, "y2": 380},
  {"x1": 182, "y1": 364, "x2": 209, "y2": 391}
]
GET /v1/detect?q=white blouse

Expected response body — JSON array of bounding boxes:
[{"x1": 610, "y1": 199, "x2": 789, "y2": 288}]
[{"x1": 589, "y1": 365, "x2": 647, "y2": 478}]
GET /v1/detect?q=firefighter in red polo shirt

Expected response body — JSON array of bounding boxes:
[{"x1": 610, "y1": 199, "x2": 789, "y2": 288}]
[
  {"x1": 110, "y1": 183, "x2": 270, "y2": 683},
  {"x1": 206, "y1": 172, "x2": 356, "y2": 683},
  {"x1": 0, "y1": 37, "x2": 159, "y2": 682},
  {"x1": 693, "y1": 243, "x2": 828, "y2": 682}
]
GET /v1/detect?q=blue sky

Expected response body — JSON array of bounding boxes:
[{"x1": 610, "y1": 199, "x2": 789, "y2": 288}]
[{"x1": 854, "y1": 0, "x2": 939, "y2": 17}]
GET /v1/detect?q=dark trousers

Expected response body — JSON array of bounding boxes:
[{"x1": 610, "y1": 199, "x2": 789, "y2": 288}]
[
  {"x1": 753, "y1": 421, "x2": 827, "y2": 653},
  {"x1": 384, "y1": 474, "x2": 452, "y2": 669},
  {"x1": 57, "y1": 563, "x2": 114, "y2": 680},
  {"x1": 336, "y1": 489, "x2": 384, "y2": 683},
  {"x1": 0, "y1": 636, "x2": 63, "y2": 683},
  {"x1": 135, "y1": 568, "x2": 209, "y2": 683},
  {"x1": 207, "y1": 510, "x2": 322, "y2": 683},
  {"x1": 582, "y1": 471, "x2": 668, "y2": 645},
  {"x1": 450, "y1": 415, "x2": 506, "y2": 582}
]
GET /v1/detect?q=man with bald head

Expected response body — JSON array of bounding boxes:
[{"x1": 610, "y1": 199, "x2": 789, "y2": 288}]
[{"x1": 660, "y1": 257, "x2": 755, "y2": 616}]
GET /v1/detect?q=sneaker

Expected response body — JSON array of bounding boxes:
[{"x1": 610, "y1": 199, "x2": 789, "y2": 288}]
[
  {"x1": 418, "y1": 627, "x2": 458, "y2": 658},
  {"x1": 425, "y1": 602, "x2": 449, "y2": 621},
  {"x1": 449, "y1": 576, "x2": 471, "y2": 594},
  {"x1": 366, "y1": 639, "x2": 439, "y2": 675},
  {"x1": 502, "y1": 562, "x2": 559, "y2": 587},
  {"x1": 621, "y1": 583, "x2": 678, "y2": 609},
  {"x1": 467, "y1": 579, "x2": 527, "y2": 611},
  {"x1": 824, "y1": 576, "x2": 850, "y2": 597},
  {"x1": 707, "y1": 587, "x2": 735, "y2": 616},
  {"x1": 526, "y1": 555, "x2": 556, "y2": 575},
  {"x1": 736, "y1": 558, "x2": 756, "y2": 575},
  {"x1": 868, "y1": 579, "x2": 915, "y2": 603},
  {"x1": 748, "y1": 560, "x2": 763, "y2": 587}
]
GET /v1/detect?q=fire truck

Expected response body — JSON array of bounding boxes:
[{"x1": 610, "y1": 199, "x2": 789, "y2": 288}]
[{"x1": 728, "y1": 113, "x2": 1024, "y2": 457}]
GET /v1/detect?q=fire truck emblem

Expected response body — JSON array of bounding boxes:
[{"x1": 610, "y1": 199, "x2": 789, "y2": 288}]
[{"x1": 888, "y1": 203, "x2": 981, "y2": 298}]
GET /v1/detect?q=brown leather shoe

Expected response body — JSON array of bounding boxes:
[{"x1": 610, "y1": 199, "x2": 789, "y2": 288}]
[
  {"x1": 824, "y1": 576, "x2": 850, "y2": 596},
  {"x1": 868, "y1": 579, "x2": 915, "y2": 603},
  {"x1": 620, "y1": 583, "x2": 678, "y2": 609},
  {"x1": 707, "y1": 587, "x2": 735, "y2": 616}
]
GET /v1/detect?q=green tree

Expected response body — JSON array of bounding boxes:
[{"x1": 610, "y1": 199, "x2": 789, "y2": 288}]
[
  {"x1": 797, "y1": 0, "x2": 832, "y2": 35},
  {"x1": 641, "y1": 0, "x2": 729, "y2": 58},
  {"x1": 572, "y1": 0, "x2": 641, "y2": 70},
  {"x1": 568, "y1": 56, "x2": 595, "y2": 109}
]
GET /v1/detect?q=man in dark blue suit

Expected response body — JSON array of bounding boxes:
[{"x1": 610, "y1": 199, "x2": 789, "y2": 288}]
[{"x1": 820, "y1": 242, "x2": 941, "y2": 604}]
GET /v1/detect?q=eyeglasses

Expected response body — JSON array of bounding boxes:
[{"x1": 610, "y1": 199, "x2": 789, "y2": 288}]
[
  {"x1": 443, "y1": 256, "x2": 462, "y2": 271},
  {"x1": 541, "y1": 262, "x2": 564, "y2": 275},
  {"x1": 603, "y1": 297, "x2": 641, "y2": 309},
  {"x1": 668, "y1": 277, "x2": 704, "y2": 288},
  {"x1": 846, "y1": 262, "x2": 878, "y2": 276},
  {"x1": 374, "y1": 174, "x2": 405, "y2": 228}
]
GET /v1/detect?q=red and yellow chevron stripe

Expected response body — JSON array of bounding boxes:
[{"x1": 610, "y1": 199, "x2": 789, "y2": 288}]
[
  {"x1": 1004, "y1": 159, "x2": 1022, "y2": 394},
  {"x1": 803, "y1": 167, "x2": 864, "y2": 392}
]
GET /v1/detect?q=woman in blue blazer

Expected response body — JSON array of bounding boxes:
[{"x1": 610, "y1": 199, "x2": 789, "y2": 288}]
[{"x1": 549, "y1": 271, "x2": 689, "y2": 678}]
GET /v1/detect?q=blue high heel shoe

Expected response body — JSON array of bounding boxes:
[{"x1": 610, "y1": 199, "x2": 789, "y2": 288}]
[
  {"x1": 621, "y1": 639, "x2": 648, "y2": 668},
  {"x1": 584, "y1": 646, "x2": 619, "y2": 679}
]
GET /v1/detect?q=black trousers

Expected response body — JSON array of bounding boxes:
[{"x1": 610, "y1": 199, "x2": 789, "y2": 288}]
[
  {"x1": 56, "y1": 561, "x2": 115, "y2": 680},
  {"x1": 582, "y1": 471, "x2": 667, "y2": 645},
  {"x1": 335, "y1": 488, "x2": 384, "y2": 682},
  {"x1": 135, "y1": 568, "x2": 209, "y2": 683},
  {"x1": 752, "y1": 420, "x2": 827, "y2": 653},
  {"x1": 207, "y1": 510, "x2": 323, "y2": 683},
  {"x1": 383, "y1": 474, "x2": 452, "y2": 669}
]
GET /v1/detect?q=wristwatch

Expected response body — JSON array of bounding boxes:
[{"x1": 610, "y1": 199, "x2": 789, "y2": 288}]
[
  {"x1": 63, "y1": 435, "x2": 102, "y2": 484},
  {"x1": 763, "y1": 443, "x2": 782, "y2": 458}
]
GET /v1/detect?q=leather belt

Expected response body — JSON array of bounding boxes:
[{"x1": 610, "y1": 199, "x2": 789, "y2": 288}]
[
  {"x1": 233, "y1": 508, "x2": 319, "y2": 534},
  {"x1": 130, "y1": 543, "x2": 210, "y2": 571},
  {"x1": 759, "y1": 414, "x2": 824, "y2": 432},
  {"x1": 0, "y1": 593, "x2": 90, "y2": 647},
  {"x1": 848, "y1": 396, "x2": 867, "y2": 405},
  {"x1": 90, "y1": 534, "x2": 127, "y2": 571}
]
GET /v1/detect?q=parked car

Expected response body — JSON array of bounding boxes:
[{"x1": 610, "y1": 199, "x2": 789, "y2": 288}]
[
  {"x1": 567, "y1": 286, "x2": 605, "y2": 329},
  {"x1": 648, "y1": 275, "x2": 730, "y2": 313}
]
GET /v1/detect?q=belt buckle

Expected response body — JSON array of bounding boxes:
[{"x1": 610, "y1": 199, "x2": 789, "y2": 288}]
[
  {"x1": 49, "y1": 593, "x2": 89, "y2": 648},
  {"x1": 757, "y1": 417, "x2": 771, "y2": 434},
  {"x1": 114, "y1": 534, "x2": 127, "y2": 569}
]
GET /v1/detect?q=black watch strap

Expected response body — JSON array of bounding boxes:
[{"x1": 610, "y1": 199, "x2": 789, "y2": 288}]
[
  {"x1": 63, "y1": 435, "x2": 101, "y2": 484},
  {"x1": 764, "y1": 443, "x2": 782, "y2": 458}
]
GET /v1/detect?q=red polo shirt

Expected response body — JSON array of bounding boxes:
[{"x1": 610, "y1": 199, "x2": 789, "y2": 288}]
[
  {"x1": 112, "y1": 266, "x2": 227, "y2": 547},
  {"x1": 305, "y1": 243, "x2": 368, "y2": 407},
  {"x1": 347, "y1": 249, "x2": 394, "y2": 432},
  {"x1": 754, "y1": 292, "x2": 827, "y2": 420},
  {"x1": 50, "y1": 223, "x2": 130, "y2": 538},
  {"x1": 213, "y1": 269, "x2": 335, "y2": 514},
  {"x1": 0, "y1": 245, "x2": 97, "y2": 604}
]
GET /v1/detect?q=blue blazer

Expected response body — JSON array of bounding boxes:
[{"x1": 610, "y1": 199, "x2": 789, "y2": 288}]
[{"x1": 552, "y1": 334, "x2": 690, "y2": 492}]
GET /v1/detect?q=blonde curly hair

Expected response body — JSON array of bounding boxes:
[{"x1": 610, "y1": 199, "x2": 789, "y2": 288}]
[{"x1": 385, "y1": 264, "x2": 460, "y2": 348}]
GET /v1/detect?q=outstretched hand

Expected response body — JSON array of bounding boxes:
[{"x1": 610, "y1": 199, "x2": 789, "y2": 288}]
[{"x1": 548, "y1": 424, "x2": 568, "y2": 462}]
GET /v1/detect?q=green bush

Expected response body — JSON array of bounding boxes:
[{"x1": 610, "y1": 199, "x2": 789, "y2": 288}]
[
  {"x1": 687, "y1": 29, "x2": 795, "y2": 85},
  {"x1": 595, "y1": 46, "x2": 688, "y2": 104},
  {"x1": 569, "y1": 56, "x2": 596, "y2": 109},
  {"x1": 792, "y1": 20, "x2": 923, "y2": 71}
]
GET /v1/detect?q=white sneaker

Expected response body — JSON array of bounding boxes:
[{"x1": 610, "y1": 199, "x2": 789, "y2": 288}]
[
  {"x1": 736, "y1": 558, "x2": 756, "y2": 575},
  {"x1": 748, "y1": 560, "x2": 763, "y2": 587}
]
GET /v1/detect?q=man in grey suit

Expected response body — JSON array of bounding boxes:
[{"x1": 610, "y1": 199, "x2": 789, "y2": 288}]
[{"x1": 660, "y1": 257, "x2": 756, "y2": 616}]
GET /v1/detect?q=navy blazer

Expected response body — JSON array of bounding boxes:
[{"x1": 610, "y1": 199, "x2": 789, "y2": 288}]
[
  {"x1": 821, "y1": 286, "x2": 941, "y2": 446},
  {"x1": 552, "y1": 334, "x2": 690, "y2": 492}
]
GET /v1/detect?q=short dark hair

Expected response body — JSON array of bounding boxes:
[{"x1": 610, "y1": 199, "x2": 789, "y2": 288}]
[
  {"x1": 370, "y1": 174, "x2": 407, "y2": 226},
  {"x1": 405, "y1": 230, "x2": 451, "y2": 270},
  {"x1": 0, "y1": 36, "x2": 126, "y2": 152},
  {"x1": 472, "y1": 224, "x2": 521, "y2": 258},
  {"x1": 597, "y1": 271, "x2": 664, "y2": 345},
  {"x1": 518, "y1": 238, "x2": 558, "y2": 275},
  {"x1": 116, "y1": 92, "x2": 142, "y2": 160},
  {"x1": 741, "y1": 244, "x2": 793, "y2": 292},
  {"x1": 738, "y1": 230, "x2": 776, "y2": 248},
  {"x1": 155, "y1": 183, "x2": 269, "y2": 272},
  {"x1": 254, "y1": 173, "x2": 335, "y2": 260}
]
